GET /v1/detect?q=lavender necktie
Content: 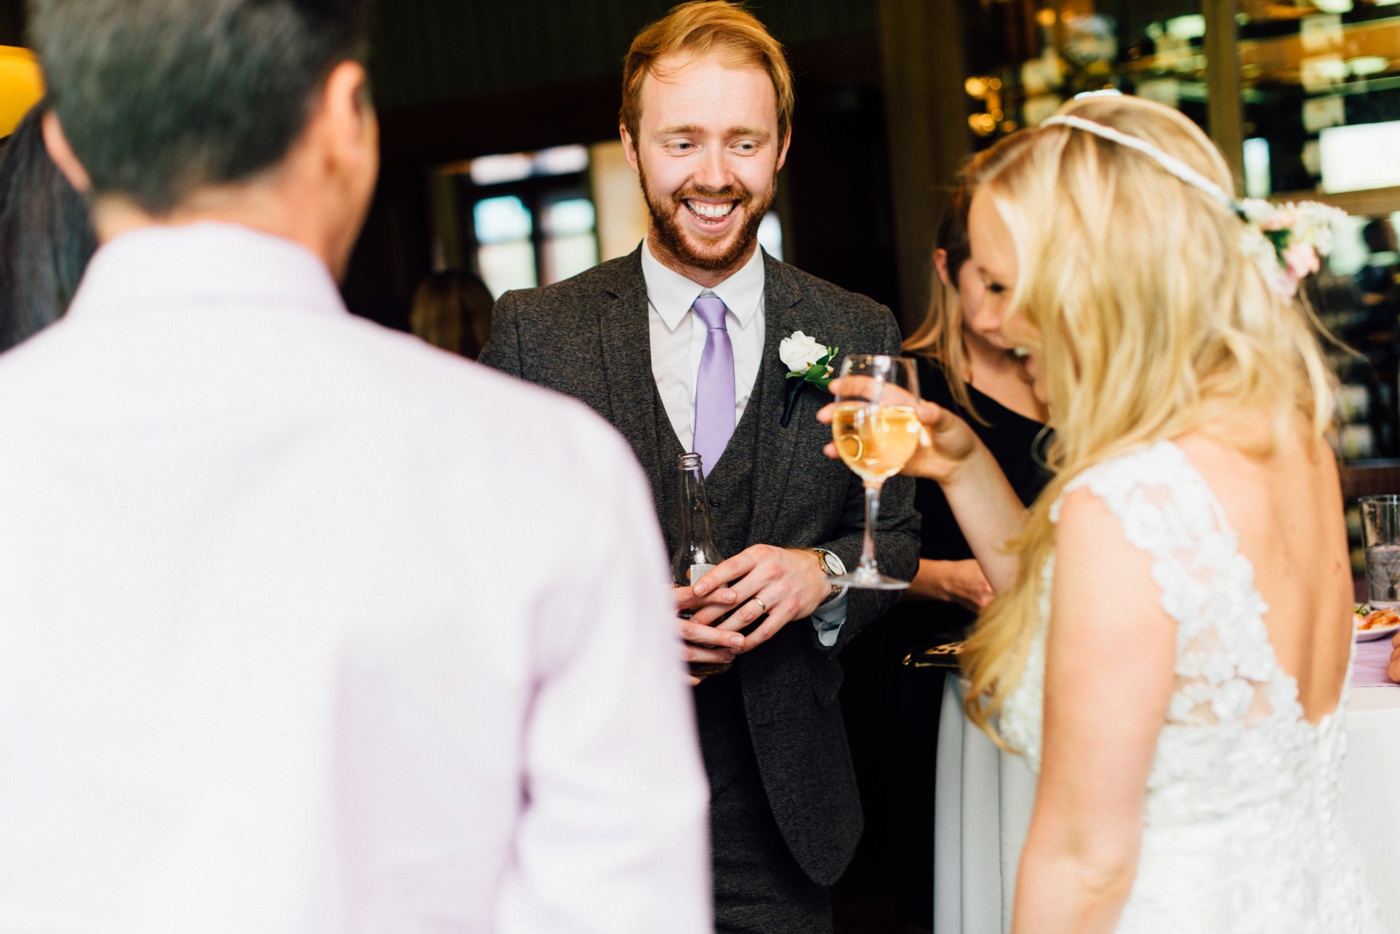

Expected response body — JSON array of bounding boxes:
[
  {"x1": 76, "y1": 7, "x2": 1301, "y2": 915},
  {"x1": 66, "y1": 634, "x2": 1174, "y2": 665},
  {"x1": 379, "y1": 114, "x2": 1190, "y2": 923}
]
[{"x1": 691, "y1": 294, "x2": 735, "y2": 477}]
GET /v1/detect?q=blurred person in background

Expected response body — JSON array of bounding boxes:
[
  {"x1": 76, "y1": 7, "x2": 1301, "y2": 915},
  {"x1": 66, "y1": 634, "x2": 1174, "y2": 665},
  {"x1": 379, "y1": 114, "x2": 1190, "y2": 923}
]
[
  {"x1": 1356, "y1": 216, "x2": 1399, "y2": 301},
  {"x1": 0, "y1": 101, "x2": 97, "y2": 351},
  {"x1": 410, "y1": 268, "x2": 494, "y2": 359},
  {"x1": 1346, "y1": 217, "x2": 1400, "y2": 457},
  {"x1": 0, "y1": 0, "x2": 710, "y2": 930}
]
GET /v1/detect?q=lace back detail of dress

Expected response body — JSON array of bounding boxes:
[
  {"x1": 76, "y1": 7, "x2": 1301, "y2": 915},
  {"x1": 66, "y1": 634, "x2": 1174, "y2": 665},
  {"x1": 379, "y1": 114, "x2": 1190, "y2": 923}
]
[
  {"x1": 1065, "y1": 443, "x2": 1295, "y2": 732},
  {"x1": 999, "y1": 440, "x2": 1300, "y2": 769},
  {"x1": 995, "y1": 439, "x2": 1385, "y2": 934}
]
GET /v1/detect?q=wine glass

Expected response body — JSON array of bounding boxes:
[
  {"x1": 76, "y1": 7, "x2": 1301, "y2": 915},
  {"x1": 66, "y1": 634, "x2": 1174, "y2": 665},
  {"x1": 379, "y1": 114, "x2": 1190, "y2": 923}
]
[{"x1": 829, "y1": 354, "x2": 921, "y2": 589}]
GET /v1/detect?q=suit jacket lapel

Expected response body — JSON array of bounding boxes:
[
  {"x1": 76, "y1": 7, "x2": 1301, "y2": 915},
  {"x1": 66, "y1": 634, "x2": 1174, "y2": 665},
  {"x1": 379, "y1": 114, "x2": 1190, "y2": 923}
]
[
  {"x1": 597, "y1": 248, "x2": 667, "y2": 520},
  {"x1": 748, "y1": 252, "x2": 805, "y2": 545}
]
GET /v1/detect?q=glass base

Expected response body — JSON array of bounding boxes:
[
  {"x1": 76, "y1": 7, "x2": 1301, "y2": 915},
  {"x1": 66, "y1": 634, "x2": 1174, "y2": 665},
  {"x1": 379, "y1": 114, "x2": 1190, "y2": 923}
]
[{"x1": 829, "y1": 569, "x2": 910, "y2": 591}]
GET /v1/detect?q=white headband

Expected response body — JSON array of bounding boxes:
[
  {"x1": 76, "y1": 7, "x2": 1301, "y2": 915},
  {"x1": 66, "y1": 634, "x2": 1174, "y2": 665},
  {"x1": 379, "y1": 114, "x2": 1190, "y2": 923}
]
[
  {"x1": 1038, "y1": 110, "x2": 1347, "y2": 301},
  {"x1": 1040, "y1": 113, "x2": 1237, "y2": 212}
]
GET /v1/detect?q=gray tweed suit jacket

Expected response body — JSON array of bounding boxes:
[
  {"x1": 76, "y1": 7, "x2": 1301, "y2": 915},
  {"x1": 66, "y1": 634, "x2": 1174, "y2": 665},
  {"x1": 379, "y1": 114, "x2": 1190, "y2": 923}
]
[{"x1": 480, "y1": 246, "x2": 920, "y2": 885}]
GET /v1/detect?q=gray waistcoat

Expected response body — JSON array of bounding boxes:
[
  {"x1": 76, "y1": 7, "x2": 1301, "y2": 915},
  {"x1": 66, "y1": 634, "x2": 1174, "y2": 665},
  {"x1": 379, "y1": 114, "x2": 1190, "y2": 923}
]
[
  {"x1": 652, "y1": 384, "x2": 761, "y2": 562},
  {"x1": 652, "y1": 384, "x2": 765, "y2": 776}
]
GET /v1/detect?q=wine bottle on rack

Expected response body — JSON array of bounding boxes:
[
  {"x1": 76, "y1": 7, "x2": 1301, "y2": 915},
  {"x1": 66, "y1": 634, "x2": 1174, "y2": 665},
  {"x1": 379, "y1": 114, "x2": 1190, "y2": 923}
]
[{"x1": 672, "y1": 452, "x2": 731, "y2": 677}]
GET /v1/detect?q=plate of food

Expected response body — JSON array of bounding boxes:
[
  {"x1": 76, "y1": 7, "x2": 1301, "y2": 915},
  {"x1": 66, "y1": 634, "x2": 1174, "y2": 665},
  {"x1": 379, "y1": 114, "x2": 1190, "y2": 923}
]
[{"x1": 1354, "y1": 604, "x2": 1400, "y2": 641}]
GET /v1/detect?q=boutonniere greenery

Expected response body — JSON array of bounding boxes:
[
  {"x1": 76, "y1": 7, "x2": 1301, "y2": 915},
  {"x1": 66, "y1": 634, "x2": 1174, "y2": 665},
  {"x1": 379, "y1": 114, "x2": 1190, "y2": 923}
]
[{"x1": 779, "y1": 331, "x2": 838, "y2": 427}]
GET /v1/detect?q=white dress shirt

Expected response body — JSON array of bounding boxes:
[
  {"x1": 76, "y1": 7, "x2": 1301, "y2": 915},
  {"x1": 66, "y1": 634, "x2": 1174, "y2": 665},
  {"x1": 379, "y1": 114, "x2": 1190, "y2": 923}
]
[
  {"x1": 0, "y1": 223, "x2": 710, "y2": 933},
  {"x1": 643, "y1": 238, "x2": 766, "y2": 451},
  {"x1": 640, "y1": 239, "x2": 847, "y2": 642}
]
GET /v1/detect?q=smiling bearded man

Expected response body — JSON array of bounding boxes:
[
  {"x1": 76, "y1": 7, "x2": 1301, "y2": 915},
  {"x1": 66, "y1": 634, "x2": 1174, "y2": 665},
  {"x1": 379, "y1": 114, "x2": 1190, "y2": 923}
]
[
  {"x1": 642, "y1": 169, "x2": 773, "y2": 273},
  {"x1": 636, "y1": 107, "x2": 777, "y2": 274},
  {"x1": 480, "y1": 3, "x2": 919, "y2": 932}
]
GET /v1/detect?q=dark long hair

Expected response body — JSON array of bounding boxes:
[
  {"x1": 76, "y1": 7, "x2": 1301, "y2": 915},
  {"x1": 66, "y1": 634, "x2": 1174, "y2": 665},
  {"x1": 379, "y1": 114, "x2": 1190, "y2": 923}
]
[{"x1": 0, "y1": 101, "x2": 97, "y2": 351}]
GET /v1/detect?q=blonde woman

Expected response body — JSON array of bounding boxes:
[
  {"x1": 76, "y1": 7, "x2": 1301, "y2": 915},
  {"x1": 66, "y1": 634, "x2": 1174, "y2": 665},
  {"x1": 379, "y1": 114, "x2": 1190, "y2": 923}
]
[{"x1": 828, "y1": 94, "x2": 1384, "y2": 932}]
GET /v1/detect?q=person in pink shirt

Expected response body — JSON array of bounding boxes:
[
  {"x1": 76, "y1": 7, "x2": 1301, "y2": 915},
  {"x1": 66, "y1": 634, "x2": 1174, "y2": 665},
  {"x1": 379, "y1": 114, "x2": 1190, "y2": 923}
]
[{"x1": 0, "y1": 1, "x2": 711, "y2": 931}]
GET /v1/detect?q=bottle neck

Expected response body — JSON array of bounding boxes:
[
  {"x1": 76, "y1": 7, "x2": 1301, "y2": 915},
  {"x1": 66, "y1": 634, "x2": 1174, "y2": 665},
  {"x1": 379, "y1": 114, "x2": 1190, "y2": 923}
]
[{"x1": 677, "y1": 460, "x2": 716, "y2": 545}]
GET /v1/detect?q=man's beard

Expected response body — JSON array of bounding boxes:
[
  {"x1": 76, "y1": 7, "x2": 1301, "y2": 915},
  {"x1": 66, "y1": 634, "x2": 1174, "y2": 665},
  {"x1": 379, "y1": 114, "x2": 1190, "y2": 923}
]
[{"x1": 640, "y1": 164, "x2": 775, "y2": 274}]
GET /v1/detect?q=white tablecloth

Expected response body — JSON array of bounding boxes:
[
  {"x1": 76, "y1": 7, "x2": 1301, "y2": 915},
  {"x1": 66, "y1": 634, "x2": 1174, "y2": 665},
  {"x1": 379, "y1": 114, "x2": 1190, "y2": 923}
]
[
  {"x1": 1343, "y1": 687, "x2": 1400, "y2": 928},
  {"x1": 932, "y1": 678, "x2": 1400, "y2": 934}
]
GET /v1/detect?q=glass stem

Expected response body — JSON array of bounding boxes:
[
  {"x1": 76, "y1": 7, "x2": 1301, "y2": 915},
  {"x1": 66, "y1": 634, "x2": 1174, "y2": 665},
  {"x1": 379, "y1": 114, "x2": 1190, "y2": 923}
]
[{"x1": 859, "y1": 481, "x2": 882, "y2": 575}]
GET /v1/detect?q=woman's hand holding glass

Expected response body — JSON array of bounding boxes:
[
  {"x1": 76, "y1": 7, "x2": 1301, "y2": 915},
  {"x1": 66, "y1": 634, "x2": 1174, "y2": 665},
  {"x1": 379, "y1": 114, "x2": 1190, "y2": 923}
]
[
  {"x1": 824, "y1": 355, "x2": 922, "y2": 589},
  {"x1": 818, "y1": 373, "x2": 1027, "y2": 595},
  {"x1": 818, "y1": 378, "x2": 985, "y2": 486}
]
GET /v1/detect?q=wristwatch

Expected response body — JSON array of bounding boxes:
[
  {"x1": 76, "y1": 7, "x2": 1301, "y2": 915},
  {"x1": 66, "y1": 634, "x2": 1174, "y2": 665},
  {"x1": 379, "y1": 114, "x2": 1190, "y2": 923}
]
[{"x1": 809, "y1": 548, "x2": 847, "y2": 604}]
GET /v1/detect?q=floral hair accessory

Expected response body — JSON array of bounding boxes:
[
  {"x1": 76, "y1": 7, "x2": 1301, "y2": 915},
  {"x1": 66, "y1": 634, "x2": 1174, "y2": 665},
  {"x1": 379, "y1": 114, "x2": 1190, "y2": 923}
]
[
  {"x1": 1041, "y1": 112, "x2": 1347, "y2": 300},
  {"x1": 1235, "y1": 198, "x2": 1348, "y2": 299},
  {"x1": 779, "y1": 330, "x2": 838, "y2": 427}
]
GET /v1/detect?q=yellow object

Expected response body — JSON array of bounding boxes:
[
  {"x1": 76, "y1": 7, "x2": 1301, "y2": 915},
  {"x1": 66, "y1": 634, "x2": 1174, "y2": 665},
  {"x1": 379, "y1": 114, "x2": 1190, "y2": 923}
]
[{"x1": 0, "y1": 46, "x2": 43, "y2": 138}]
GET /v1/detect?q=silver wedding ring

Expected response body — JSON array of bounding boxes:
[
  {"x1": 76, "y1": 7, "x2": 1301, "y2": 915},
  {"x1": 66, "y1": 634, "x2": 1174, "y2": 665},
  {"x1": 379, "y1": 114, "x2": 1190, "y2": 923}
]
[{"x1": 753, "y1": 597, "x2": 768, "y2": 615}]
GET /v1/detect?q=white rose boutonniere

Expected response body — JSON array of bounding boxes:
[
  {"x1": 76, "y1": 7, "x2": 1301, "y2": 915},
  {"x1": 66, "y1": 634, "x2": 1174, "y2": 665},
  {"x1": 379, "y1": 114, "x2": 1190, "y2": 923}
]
[
  {"x1": 780, "y1": 330, "x2": 838, "y2": 385},
  {"x1": 779, "y1": 330, "x2": 838, "y2": 426},
  {"x1": 780, "y1": 331, "x2": 829, "y2": 374}
]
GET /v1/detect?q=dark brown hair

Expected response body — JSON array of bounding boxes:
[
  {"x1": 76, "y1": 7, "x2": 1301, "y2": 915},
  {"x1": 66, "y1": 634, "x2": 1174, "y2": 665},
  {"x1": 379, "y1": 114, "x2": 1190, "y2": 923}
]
[
  {"x1": 0, "y1": 101, "x2": 96, "y2": 350},
  {"x1": 411, "y1": 270, "x2": 495, "y2": 360}
]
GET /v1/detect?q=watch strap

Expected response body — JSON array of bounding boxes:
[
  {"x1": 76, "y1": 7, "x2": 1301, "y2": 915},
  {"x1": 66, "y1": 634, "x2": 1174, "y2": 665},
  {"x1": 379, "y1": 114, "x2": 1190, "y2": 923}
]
[{"x1": 809, "y1": 548, "x2": 847, "y2": 604}]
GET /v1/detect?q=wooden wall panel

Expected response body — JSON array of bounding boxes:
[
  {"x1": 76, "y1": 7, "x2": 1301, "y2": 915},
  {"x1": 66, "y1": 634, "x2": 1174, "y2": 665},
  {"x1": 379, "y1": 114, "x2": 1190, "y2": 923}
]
[
  {"x1": 369, "y1": 0, "x2": 878, "y2": 112},
  {"x1": 877, "y1": 0, "x2": 972, "y2": 334},
  {"x1": 0, "y1": 0, "x2": 25, "y2": 46}
]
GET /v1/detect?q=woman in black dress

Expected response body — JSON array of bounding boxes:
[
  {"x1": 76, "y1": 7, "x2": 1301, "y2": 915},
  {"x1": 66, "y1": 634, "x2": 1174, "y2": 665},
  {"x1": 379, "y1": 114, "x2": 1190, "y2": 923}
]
[
  {"x1": 837, "y1": 187, "x2": 1047, "y2": 929},
  {"x1": 899, "y1": 193, "x2": 1049, "y2": 644}
]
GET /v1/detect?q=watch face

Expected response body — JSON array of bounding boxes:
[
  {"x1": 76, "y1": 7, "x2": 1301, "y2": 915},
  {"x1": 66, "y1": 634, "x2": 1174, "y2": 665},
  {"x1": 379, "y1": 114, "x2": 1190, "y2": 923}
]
[{"x1": 813, "y1": 549, "x2": 838, "y2": 576}]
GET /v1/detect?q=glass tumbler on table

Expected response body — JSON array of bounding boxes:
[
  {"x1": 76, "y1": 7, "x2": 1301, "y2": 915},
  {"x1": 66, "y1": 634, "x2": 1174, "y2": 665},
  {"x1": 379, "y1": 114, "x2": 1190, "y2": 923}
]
[
  {"x1": 1361, "y1": 494, "x2": 1400, "y2": 607},
  {"x1": 829, "y1": 353, "x2": 921, "y2": 590}
]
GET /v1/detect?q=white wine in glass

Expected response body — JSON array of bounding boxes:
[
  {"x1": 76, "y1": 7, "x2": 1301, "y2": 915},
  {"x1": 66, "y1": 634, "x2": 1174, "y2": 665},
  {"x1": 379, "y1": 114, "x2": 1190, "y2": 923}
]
[
  {"x1": 831, "y1": 403, "x2": 922, "y2": 483},
  {"x1": 829, "y1": 354, "x2": 920, "y2": 589}
]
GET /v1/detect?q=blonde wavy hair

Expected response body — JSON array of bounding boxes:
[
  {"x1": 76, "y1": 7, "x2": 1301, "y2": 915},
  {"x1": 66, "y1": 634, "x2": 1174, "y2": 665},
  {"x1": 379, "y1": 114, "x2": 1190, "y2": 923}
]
[{"x1": 960, "y1": 95, "x2": 1339, "y2": 739}]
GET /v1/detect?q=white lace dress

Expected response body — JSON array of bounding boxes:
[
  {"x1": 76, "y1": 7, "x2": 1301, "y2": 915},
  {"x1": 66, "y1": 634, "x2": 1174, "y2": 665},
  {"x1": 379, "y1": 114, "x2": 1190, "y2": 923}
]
[{"x1": 999, "y1": 440, "x2": 1387, "y2": 933}]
